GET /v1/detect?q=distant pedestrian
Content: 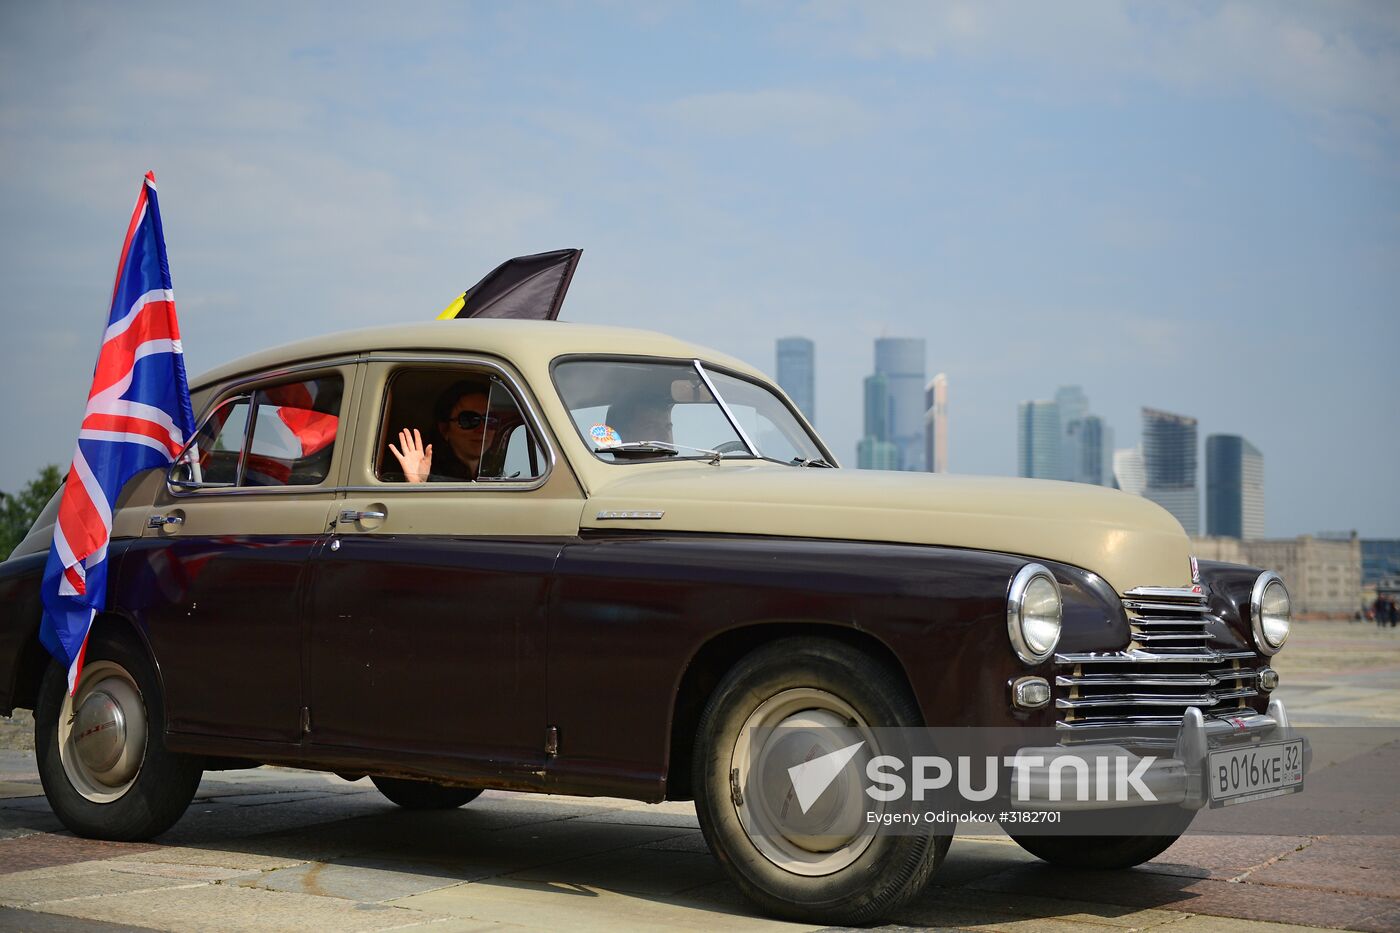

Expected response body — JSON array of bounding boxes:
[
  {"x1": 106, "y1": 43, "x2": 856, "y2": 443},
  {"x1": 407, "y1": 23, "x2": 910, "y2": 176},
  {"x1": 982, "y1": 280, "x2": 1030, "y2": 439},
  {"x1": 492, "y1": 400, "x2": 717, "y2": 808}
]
[
  {"x1": 1389, "y1": 598, "x2": 1399, "y2": 629},
  {"x1": 1378, "y1": 596, "x2": 1389, "y2": 629}
]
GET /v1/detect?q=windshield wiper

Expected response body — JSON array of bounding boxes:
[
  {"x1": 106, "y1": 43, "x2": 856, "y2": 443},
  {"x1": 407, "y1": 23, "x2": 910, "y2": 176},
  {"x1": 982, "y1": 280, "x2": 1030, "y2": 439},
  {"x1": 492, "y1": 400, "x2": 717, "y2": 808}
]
[
  {"x1": 604, "y1": 441, "x2": 726, "y2": 464},
  {"x1": 791, "y1": 456, "x2": 836, "y2": 468}
]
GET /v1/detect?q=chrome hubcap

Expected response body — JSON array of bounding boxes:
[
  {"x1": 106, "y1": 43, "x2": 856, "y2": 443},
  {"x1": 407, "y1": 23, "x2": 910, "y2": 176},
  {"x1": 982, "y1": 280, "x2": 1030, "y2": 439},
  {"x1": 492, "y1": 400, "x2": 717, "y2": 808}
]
[
  {"x1": 730, "y1": 688, "x2": 879, "y2": 877},
  {"x1": 73, "y1": 690, "x2": 126, "y2": 773},
  {"x1": 58, "y1": 661, "x2": 147, "y2": 803}
]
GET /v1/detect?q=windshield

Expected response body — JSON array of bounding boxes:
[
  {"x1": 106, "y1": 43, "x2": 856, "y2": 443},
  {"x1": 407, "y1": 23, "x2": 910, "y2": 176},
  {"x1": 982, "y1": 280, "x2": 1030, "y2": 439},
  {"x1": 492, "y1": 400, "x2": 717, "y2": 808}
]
[{"x1": 552, "y1": 358, "x2": 829, "y2": 465}]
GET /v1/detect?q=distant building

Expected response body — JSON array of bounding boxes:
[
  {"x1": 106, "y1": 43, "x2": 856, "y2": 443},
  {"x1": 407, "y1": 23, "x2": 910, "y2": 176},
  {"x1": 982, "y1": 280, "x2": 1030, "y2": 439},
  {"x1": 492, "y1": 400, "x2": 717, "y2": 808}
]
[
  {"x1": 1114, "y1": 447, "x2": 1145, "y2": 496},
  {"x1": 857, "y1": 371, "x2": 893, "y2": 470},
  {"x1": 1066, "y1": 415, "x2": 1114, "y2": 487},
  {"x1": 1193, "y1": 533, "x2": 1361, "y2": 617},
  {"x1": 1054, "y1": 385, "x2": 1089, "y2": 482},
  {"x1": 1362, "y1": 539, "x2": 1400, "y2": 586},
  {"x1": 775, "y1": 337, "x2": 815, "y2": 424},
  {"x1": 874, "y1": 337, "x2": 926, "y2": 472},
  {"x1": 1019, "y1": 385, "x2": 1114, "y2": 487},
  {"x1": 1142, "y1": 407, "x2": 1199, "y2": 535},
  {"x1": 1206, "y1": 434, "x2": 1264, "y2": 539},
  {"x1": 1017, "y1": 400, "x2": 1061, "y2": 480},
  {"x1": 923, "y1": 373, "x2": 947, "y2": 473},
  {"x1": 857, "y1": 437, "x2": 900, "y2": 470}
]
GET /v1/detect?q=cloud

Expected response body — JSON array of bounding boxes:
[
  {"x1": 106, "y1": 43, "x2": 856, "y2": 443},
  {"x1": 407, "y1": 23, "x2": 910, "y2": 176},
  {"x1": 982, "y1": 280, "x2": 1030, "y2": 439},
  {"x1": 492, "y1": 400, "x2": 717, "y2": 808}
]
[
  {"x1": 663, "y1": 88, "x2": 875, "y2": 144},
  {"x1": 793, "y1": 1, "x2": 1400, "y2": 139}
]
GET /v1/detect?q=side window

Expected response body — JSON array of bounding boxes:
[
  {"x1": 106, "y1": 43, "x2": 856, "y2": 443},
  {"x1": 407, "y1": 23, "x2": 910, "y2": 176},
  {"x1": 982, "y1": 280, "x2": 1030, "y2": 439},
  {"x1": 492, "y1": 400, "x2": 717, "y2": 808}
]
[
  {"x1": 376, "y1": 368, "x2": 544, "y2": 483},
  {"x1": 243, "y1": 377, "x2": 343, "y2": 487},
  {"x1": 172, "y1": 374, "x2": 343, "y2": 489},
  {"x1": 175, "y1": 397, "x2": 251, "y2": 486}
]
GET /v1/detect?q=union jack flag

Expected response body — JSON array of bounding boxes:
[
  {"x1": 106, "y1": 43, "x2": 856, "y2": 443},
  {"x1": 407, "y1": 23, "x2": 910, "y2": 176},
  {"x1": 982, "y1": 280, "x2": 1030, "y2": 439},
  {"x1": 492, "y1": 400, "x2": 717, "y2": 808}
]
[{"x1": 41, "y1": 171, "x2": 196, "y2": 693}]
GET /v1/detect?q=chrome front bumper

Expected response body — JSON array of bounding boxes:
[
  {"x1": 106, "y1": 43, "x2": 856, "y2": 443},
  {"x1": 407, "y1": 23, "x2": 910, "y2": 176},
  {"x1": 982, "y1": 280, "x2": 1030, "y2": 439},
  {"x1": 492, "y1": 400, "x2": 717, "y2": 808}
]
[{"x1": 1010, "y1": 698, "x2": 1308, "y2": 811}]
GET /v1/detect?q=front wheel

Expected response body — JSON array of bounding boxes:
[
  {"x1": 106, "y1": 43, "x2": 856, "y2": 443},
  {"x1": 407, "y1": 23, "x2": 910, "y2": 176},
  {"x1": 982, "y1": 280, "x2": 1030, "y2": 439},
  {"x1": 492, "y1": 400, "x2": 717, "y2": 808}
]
[
  {"x1": 1008, "y1": 805, "x2": 1194, "y2": 869},
  {"x1": 693, "y1": 637, "x2": 948, "y2": 925},
  {"x1": 34, "y1": 631, "x2": 203, "y2": 841}
]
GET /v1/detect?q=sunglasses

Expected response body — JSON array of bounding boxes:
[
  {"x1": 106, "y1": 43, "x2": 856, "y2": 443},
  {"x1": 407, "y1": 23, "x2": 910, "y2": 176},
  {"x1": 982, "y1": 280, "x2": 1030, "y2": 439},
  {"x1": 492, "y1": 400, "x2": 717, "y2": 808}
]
[{"x1": 451, "y1": 411, "x2": 500, "y2": 430}]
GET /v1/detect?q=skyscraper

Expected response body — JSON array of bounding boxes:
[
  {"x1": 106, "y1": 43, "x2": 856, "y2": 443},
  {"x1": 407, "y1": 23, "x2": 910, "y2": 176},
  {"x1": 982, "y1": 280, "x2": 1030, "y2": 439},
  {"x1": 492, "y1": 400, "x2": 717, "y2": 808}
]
[
  {"x1": 874, "y1": 338, "x2": 926, "y2": 472},
  {"x1": 1114, "y1": 447, "x2": 1146, "y2": 495},
  {"x1": 857, "y1": 372, "x2": 897, "y2": 469},
  {"x1": 775, "y1": 337, "x2": 815, "y2": 424},
  {"x1": 1206, "y1": 435, "x2": 1264, "y2": 539},
  {"x1": 1053, "y1": 385, "x2": 1113, "y2": 486},
  {"x1": 1017, "y1": 400, "x2": 1061, "y2": 479},
  {"x1": 923, "y1": 373, "x2": 948, "y2": 473},
  {"x1": 1066, "y1": 415, "x2": 1114, "y2": 486},
  {"x1": 857, "y1": 437, "x2": 900, "y2": 470},
  {"x1": 1142, "y1": 407, "x2": 1199, "y2": 535},
  {"x1": 1055, "y1": 386, "x2": 1089, "y2": 475}
]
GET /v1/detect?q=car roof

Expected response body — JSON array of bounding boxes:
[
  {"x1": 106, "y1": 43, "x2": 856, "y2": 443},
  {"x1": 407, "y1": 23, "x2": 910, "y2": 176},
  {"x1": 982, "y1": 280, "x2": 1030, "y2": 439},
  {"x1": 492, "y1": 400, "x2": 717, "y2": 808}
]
[{"x1": 191, "y1": 319, "x2": 767, "y2": 390}]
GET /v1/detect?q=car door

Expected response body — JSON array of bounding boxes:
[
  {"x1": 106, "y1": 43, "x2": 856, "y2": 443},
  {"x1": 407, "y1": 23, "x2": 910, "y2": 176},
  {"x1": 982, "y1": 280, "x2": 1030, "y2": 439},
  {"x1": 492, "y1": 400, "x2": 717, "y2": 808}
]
[
  {"x1": 123, "y1": 361, "x2": 359, "y2": 745},
  {"x1": 301, "y1": 355, "x2": 584, "y2": 776}
]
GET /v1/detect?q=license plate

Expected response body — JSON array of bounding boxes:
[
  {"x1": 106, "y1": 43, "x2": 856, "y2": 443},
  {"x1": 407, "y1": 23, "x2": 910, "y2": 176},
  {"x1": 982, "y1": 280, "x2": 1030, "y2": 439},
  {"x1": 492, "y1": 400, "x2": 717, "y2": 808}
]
[{"x1": 1207, "y1": 739, "x2": 1304, "y2": 807}]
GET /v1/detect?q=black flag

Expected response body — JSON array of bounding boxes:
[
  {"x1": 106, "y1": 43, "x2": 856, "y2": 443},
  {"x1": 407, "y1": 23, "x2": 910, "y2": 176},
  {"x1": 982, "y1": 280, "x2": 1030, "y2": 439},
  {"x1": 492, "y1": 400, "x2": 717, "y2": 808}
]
[{"x1": 437, "y1": 248, "x2": 582, "y2": 321}]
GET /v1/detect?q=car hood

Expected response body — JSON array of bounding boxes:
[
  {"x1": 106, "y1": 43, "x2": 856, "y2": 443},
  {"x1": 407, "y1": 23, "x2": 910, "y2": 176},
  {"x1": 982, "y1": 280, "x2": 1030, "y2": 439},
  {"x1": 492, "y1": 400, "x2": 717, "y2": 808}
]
[{"x1": 580, "y1": 463, "x2": 1193, "y2": 595}]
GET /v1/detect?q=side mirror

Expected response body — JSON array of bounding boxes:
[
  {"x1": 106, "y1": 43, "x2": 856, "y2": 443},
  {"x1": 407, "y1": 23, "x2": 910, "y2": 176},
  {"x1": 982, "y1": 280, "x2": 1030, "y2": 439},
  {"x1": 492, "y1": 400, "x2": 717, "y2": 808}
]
[{"x1": 166, "y1": 460, "x2": 204, "y2": 490}]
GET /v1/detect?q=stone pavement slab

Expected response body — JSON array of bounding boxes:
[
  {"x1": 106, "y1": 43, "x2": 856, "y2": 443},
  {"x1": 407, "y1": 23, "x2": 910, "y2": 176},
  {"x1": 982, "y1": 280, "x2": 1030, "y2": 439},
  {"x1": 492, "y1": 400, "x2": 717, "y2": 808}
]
[
  {"x1": 243, "y1": 858, "x2": 481, "y2": 903},
  {"x1": 0, "y1": 859, "x2": 206, "y2": 908},
  {"x1": 0, "y1": 832, "x2": 159, "y2": 875},
  {"x1": 34, "y1": 882, "x2": 459, "y2": 933},
  {"x1": 501, "y1": 846, "x2": 723, "y2": 897},
  {"x1": 966, "y1": 863, "x2": 1399, "y2": 933},
  {"x1": 1246, "y1": 837, "x2": 1400, "y2": 899},
  {"x1": 0, "y1": 780, "x2": 43, "y2": 798},
  {"x1": 386, "y1": 876, "x2": 817, "y2": 932},
  {"x1": 0, "y1": 905, "x2": 154, "y2": 931}
]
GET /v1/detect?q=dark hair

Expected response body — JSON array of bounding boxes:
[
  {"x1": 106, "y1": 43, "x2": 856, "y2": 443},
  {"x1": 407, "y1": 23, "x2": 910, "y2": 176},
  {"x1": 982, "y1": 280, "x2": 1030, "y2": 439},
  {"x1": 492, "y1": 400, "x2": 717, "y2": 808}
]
[{"x1": 433, "y1": 380, "x2": 489, "y2": 423}]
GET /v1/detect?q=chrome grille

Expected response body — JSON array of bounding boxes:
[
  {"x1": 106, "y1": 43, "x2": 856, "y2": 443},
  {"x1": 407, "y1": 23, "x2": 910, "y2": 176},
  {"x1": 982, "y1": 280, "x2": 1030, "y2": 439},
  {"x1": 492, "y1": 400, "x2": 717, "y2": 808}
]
[{"x1": 1054, "y1": 586, "x2": 1260, "y2": 743}]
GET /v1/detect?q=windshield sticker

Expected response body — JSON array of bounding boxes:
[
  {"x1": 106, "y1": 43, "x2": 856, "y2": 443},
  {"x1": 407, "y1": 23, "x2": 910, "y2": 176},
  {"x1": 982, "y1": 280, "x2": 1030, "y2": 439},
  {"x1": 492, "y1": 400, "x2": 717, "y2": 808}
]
[{"x1": 590, "y1": 424, "x2": 622, "y2": 448}]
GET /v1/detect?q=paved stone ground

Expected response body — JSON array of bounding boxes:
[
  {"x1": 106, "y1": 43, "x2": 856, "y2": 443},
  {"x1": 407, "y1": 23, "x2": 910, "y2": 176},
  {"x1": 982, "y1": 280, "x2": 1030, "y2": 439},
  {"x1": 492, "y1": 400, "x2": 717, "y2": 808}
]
[{"x1": 1, "y1": 619, "x2": 1397, "y2": 932}]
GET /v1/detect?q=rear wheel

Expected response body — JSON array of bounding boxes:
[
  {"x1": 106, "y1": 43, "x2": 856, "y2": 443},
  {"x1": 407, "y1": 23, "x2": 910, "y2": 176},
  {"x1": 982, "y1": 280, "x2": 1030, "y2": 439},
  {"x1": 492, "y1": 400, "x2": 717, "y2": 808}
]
[
  {"x1": 371, "y1": 775, "x2": 482, "y2": 810},
  {"x1": 693, "y1": 637, "x2": 948, "y2": 925},
  {"x1": 34, "y1": 631, "x2": 202, "y2": 840}
]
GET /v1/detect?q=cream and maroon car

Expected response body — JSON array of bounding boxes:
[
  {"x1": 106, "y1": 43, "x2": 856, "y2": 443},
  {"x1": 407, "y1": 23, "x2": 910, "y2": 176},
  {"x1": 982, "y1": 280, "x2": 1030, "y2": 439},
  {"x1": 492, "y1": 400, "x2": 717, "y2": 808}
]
[{"x1": 0, "y1": 319, "x2": 1300, "y2": 924}]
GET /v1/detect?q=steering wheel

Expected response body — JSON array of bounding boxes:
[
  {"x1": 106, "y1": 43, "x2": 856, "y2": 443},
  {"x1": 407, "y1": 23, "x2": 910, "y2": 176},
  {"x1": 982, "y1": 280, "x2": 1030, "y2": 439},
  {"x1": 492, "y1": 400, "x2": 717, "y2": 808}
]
[{"x1": 713, "y1": 441, "x2": 749, "y2": 455}]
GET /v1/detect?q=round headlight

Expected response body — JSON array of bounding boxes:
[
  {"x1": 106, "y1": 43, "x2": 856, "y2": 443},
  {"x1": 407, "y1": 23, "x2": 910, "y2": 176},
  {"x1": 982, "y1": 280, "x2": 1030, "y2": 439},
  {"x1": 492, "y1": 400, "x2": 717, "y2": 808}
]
[
  {"x1": 1008, "y1": 564, "x2": 1062, "y2": 664},
  {"x1": 1250, "y1": 571, "x2": 1291, "y2": 654}
]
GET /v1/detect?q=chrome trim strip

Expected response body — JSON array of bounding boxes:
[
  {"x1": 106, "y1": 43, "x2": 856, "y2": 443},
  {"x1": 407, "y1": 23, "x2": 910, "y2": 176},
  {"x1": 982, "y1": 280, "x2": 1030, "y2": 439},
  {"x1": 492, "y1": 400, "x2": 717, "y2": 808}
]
[
  {"x1": 1123, "y1": 586, "x2": 1208, "y2": 601},
  {"x1": 1055, "y1": 687, "x2": 1257, "y2": 709},
  {"x1": 692, "y1": 360, "x2": 758, "y2": 458},
  {"x1": 1124, "y1": 600, "x2": 1212, "y2": 613},
  {"x1": 1057, "y1": 669, "x2": 1258, "y2": 688},
  {"x1": 596, "y1": 510, "x2": 665, "y2": 521},
  {"x1": 1132, "y1": 632, "x2": 1217, "y2": 643},
  {"x1": 1055, "y1": 712, "x2": 1277, "y2": 735},
  {"x1": 1055, "y1": 649, "x2": 1256, "y2": 664},
  {"x1": 1129, "y1": 616, "x2": 1210, "y2": 624}
]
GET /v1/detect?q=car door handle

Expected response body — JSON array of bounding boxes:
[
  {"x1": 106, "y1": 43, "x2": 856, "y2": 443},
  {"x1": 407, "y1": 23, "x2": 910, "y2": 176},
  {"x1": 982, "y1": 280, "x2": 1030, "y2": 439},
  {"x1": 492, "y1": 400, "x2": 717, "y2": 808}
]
[
  {"x1": 338, "y1": 509, "x2": 386, "y2": 524},
  {"x1": 147, "y1": 514, "x2": 184, "y2": 528}
]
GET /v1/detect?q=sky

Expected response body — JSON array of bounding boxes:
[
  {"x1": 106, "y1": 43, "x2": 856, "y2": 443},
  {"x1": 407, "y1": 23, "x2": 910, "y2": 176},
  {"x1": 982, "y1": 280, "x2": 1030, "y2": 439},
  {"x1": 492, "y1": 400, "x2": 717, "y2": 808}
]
[{"x1": 1, "y1": 1, "x2": 1396, "y2": 536}]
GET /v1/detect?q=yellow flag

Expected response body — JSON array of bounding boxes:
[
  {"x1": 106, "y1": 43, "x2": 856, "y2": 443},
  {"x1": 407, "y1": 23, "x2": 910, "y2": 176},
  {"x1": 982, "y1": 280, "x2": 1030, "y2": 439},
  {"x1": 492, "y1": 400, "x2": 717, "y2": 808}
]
[{"x1": 436, "y1": 292, "x2": 467, "y2": 320}]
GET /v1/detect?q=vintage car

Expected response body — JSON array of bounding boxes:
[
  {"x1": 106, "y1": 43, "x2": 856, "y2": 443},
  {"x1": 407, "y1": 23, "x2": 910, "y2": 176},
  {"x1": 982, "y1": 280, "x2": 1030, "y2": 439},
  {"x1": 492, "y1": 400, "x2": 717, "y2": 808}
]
[{"x1": 0, "y1": 319, "x2": 1300, "y2": 923}]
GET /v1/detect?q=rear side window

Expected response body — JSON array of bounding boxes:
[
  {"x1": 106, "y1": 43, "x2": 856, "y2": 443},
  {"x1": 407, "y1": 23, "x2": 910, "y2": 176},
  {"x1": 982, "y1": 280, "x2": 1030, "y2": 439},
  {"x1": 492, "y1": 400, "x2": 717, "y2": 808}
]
[{"x1": 174, "y1": 374, "x2": 344, "y2": 488}]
